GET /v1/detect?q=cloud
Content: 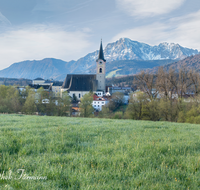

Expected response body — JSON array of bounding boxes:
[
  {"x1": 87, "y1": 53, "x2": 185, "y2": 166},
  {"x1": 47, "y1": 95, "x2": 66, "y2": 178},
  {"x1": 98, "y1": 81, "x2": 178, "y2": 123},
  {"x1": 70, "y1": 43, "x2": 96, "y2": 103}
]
[
  {"x1": 116, "y1": 0, "x2": 186, "y2": 17},
  {"x1": 112, "y1": 9, "x2": 200, "y2": 50},
  {"x1": 0, "y1": 25, "x2": 92, "y2": 70},
  {"x1": 0, "y1": 11, "x2": 11, "y2": 26}
]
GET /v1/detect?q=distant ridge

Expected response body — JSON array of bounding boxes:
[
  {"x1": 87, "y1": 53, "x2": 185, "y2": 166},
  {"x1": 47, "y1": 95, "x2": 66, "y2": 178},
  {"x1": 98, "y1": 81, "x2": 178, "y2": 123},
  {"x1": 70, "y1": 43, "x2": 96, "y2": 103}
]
[
  {"x1": 0, "y1": 38, "x2": 198, "y2": 80},
  {"x1": 90, "y1": 59, "x2": 177, "y2": 78},
  {"x1": 147, "y1": 54, "x2": 200, "y2": 73},
  {"x1": 0, "y1": 58, "x2": 75, "y2": 80}
]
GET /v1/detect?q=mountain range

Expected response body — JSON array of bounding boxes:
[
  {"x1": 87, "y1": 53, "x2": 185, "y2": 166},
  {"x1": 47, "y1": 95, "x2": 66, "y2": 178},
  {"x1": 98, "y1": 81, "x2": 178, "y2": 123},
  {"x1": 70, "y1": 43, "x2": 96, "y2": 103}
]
[
  {"x1": 0, "y1": 38, "x2": 199, "y2": 80},
  {"x1": 148, "y1": 54, "x2": 200, "y2": 73}
]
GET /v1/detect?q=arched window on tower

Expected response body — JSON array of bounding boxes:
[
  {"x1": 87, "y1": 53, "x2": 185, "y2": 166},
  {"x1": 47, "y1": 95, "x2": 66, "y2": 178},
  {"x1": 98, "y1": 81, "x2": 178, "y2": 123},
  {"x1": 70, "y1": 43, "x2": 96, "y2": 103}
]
[{"x1": 99, "y1": 68, "x2": 102, "y2": 73}]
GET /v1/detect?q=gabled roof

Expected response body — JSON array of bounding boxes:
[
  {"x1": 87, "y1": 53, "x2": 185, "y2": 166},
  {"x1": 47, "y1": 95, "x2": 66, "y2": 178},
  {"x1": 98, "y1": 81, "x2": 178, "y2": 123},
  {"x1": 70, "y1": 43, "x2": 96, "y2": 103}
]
[
  {"x1": 96, "y1": 40, "x2": 106, "y2": 62},
  {"x1": 93, "y1": 94, "x2": 108, "y2": 101},
  {"x1": 62, "y1": 74, "x2": 98, "y2": 91},
  {"x1": 72, "y1": 107, "x2": 80, "y2": 112},
  {"x1": 52, "y1": 81, "x2": 63, "y2": 86},
  {"x1": 93, "y1": 94, "x2": 99, "y2": 100}
]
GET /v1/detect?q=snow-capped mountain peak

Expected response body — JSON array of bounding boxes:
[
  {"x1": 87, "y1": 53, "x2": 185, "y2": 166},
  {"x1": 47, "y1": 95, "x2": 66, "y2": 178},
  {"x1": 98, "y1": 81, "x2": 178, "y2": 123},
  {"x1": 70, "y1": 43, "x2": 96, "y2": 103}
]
[
  {"x1": 71, "y1": 38, "x2": 199, "y2": 74},
  {"x1": 0, "y1": 38, "x2": 198, "y2": 79}
]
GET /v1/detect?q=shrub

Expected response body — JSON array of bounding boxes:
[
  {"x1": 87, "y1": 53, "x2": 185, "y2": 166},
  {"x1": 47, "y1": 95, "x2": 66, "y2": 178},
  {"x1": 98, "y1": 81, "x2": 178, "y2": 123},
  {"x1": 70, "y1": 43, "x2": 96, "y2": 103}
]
[{"x1": 113, "y1": 111, "x2": 123, "y2": 119}]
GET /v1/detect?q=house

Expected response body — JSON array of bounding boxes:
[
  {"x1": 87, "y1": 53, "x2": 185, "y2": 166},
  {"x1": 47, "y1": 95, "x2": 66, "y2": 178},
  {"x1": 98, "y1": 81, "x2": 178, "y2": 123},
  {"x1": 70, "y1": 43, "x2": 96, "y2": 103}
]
[
  {"x1": 29, "y1": 78, "x2": 53, "y2": 92},
  {"x1": 71, "y1": 102, "x2": 81, "y2": 116},
  {"x1": 71, "y1": 107, "x2": 80, "y2": 116},
  {"x1": 92, "y1": 94, "x2": 109, "y2": 111},
  {"x1": 32, "y1": 78, "x2": 45, "y2": 85},
  {"x1": 61, "y1": 40, "x2": 106, "y2": 100},
  {"x1": 51, "y1": 81, "x2": 63, "y2": 97}
]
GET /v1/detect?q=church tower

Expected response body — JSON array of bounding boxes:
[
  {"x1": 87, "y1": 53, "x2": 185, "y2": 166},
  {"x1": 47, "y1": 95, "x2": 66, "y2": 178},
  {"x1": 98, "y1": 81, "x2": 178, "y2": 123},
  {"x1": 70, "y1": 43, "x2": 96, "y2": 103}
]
[{"x1": 96, "y1": 40, "x2": 106, "y2": 93}]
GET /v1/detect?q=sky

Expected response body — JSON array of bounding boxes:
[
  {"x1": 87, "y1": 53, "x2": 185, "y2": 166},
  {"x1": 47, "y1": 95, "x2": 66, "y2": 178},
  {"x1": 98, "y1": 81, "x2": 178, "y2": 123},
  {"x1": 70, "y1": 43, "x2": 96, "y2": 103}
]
[{"x1": 0, "y1": 0, "x2": 200, "y2": 70}]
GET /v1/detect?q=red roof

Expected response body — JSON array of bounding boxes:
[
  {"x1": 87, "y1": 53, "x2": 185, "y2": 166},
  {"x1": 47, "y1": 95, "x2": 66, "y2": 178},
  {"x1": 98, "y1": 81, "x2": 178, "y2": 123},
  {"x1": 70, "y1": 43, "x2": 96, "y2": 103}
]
[
  {"x1": 72, "y1": 107, "x2": 80, "y2": 111},
  {"x1": 93, "y1": 94, "x2": 99, "y2": 100},
  {"x1": 93, "y1": 94, "x2": 108, "y2": 101}
]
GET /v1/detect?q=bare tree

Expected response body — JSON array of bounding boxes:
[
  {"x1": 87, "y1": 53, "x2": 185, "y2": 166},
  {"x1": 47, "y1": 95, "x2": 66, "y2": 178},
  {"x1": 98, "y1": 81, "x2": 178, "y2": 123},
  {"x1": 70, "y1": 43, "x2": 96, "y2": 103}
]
[
  {"x1": 160, "y1": 65, "x2": 193, "y2": 99},
  {"x1": 188, "y1": 69, "x2": 200, "y2": 95},
  {"x1": 156, "y1": 67, "x2": 177, "y2": 100},
  {"x1": 133, "y1": 71, "x2": 157, "y2": 100},
  {"x1": 177, "y1": 65, "x2": 193, "y2": 98}
]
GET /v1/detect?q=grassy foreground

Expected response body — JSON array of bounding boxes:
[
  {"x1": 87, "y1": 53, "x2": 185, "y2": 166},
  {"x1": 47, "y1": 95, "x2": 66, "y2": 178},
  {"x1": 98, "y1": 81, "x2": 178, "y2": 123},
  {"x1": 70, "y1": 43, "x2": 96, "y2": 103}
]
[{"x1": 0, "y1": 115, "x2": 200, "y2": 189}]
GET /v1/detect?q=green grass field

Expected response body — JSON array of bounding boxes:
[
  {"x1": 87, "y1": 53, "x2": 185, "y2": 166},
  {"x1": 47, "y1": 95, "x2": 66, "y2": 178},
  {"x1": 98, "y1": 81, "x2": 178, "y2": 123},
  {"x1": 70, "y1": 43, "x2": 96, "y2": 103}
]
[{"x1": 0, "y1": 114, "x2": 200, "y2": 189}]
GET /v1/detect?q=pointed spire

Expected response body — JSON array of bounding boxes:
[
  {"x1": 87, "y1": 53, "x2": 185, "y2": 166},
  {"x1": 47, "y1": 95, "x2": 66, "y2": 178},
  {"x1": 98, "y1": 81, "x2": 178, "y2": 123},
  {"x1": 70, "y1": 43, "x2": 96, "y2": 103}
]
[{"x1": 97, "y1": 39, "x2": 106, "y2": 62}]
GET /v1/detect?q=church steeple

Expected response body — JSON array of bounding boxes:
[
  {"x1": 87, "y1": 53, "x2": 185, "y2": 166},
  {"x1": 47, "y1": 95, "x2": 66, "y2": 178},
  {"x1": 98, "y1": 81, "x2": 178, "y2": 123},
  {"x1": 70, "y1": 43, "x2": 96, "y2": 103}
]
[
  {"x1": 96, "y1": 39, "x2": 106, "y2": 92},
  {"x1": 97, "y1": 39, "x2": 106, "y2": 62}
]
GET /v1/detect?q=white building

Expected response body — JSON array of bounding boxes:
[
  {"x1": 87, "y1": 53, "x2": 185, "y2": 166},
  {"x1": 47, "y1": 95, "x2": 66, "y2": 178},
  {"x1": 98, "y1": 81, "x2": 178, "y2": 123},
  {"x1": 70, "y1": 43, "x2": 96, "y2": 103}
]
[
  {"x1": 32, "y1": 78, "x2": 45, "y2": 85},
  {"x1": 108, "y1": 86, "x2": 132, "y2": 95},
  {"x1": 51, "y1": 81, "x2": 63, "y2": 97},
  {"x1": 92, "y1": 94, "x2": 109, "y2": 111},
  {"x1": 29, "y1": 78, "x2": 53, "y2": 92}
]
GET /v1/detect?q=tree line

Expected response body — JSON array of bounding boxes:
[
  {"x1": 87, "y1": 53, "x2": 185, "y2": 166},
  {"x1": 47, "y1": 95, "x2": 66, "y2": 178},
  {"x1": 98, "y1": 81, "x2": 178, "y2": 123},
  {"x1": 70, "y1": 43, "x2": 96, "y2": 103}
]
[
  {"x1": 0, "y1": 86, "x2": 71, "y2": 116},
  {"x1": 0, "y1": 85, "x2": 126, "y2": 118},
  {"x1": 2, "y1": 65, "x2": 200, "y2": 124},
  {"x1": 101, "y1": 66, "x2": 200, "y2": 124}
]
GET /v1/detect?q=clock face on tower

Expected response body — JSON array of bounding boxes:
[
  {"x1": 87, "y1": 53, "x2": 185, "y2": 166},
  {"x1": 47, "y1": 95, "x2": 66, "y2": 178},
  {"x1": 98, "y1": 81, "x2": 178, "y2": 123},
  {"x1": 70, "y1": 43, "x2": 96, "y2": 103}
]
[{"x1": 99, "y1": 61, "x2": 102, "y2": 64}]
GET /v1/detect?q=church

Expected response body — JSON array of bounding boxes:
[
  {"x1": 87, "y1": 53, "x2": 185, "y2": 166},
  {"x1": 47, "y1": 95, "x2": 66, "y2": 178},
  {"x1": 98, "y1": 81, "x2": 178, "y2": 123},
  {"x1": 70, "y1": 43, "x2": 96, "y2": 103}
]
[{"x1": 61, "y1": 40, "x2": 106, "y2": 100}]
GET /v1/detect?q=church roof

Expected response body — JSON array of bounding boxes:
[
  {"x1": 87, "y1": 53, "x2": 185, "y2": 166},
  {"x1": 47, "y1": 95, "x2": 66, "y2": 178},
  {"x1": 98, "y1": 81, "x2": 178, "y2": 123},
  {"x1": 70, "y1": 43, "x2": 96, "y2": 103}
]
[
  {"x1": 96, "y1": 40, "x2": 106, "y2": 62},
  {"x1": 62, "y1": 74, "x2": 98, "y2": 91}
]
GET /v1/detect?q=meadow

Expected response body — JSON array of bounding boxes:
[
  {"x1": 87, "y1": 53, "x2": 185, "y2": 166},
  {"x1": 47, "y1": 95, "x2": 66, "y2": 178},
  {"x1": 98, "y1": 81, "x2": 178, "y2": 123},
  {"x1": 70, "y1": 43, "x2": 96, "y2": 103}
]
[{"x1": 0, "y1": 114, "x2": 200, "y2": 189}]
